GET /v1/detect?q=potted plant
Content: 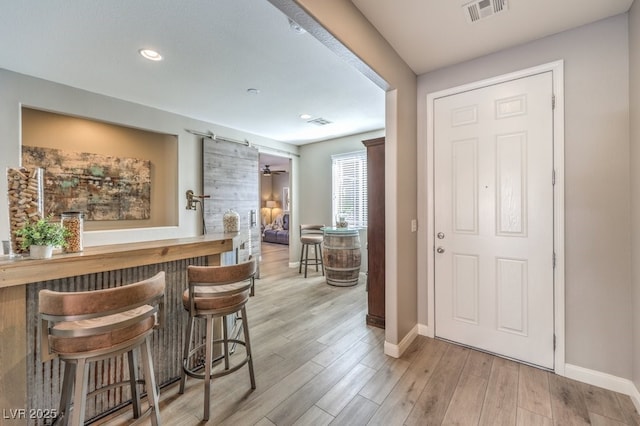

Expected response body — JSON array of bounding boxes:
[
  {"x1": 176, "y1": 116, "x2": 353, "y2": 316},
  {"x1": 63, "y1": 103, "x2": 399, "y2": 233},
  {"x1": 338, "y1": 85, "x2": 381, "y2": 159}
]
[{"x1": 15, "y1": 215, "x2": 69, "y2": 259}]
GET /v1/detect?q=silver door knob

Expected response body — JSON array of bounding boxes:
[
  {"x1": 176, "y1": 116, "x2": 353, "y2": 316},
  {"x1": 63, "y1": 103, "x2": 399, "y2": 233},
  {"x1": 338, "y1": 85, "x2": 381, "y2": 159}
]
[
  {"x1": 437, "y1": 232, "x2": 445, "y2": 239},
  {"x1": 436, "y1": 247, "x2": 445, "y2": 254}
]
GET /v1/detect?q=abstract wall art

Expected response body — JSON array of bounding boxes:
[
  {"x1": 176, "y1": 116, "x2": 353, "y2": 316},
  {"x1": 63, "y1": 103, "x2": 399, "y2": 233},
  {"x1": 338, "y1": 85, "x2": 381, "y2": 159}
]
[{"x1": 22, "y1": 146, "x2": 151, "y2": 221}]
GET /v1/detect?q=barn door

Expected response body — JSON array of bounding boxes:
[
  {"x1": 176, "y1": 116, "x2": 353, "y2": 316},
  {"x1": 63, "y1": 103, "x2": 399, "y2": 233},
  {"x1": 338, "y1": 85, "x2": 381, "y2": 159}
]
[{"x1": 202, "y1": 138, "x2": 259, "y2": 266}]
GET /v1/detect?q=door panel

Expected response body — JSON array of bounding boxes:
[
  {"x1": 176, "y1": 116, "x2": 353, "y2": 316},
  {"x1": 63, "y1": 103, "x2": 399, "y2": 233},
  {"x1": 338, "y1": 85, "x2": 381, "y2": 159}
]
[
  {"x1": 452, "y1": 254, "x2": 479, "y2": 324},
  {"x1": 452, "y1": 139, "x2": 478, "y2": 234},
  {"x1": 434, "y1": 72, "x2": 554, "y2": 369},
  {"x1": 496, "y1": 133, "x2": 526, "y2": 236},
  {"x1": 496, "y1": 257, "x2": 527, "y2": 335}
]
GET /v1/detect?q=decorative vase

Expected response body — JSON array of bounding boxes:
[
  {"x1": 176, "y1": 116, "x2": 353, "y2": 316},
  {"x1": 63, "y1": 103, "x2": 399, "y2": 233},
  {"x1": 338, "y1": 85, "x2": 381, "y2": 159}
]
[
  {"x1": 335, "y1": 213, "x2": 349, "y2": 228},
  {"x1": 30, "y1": 245, "x2": 53, "y2": 259},
  {"x1": 223, "y1": 209, "x2": 240, "y2": 233}
]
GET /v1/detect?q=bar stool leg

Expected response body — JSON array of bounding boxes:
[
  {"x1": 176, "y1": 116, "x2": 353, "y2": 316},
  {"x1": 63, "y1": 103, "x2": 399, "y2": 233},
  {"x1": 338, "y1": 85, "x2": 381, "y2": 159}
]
[
  {"x1": 179, "y1": 315, "x2": 194, "y2": 394},
  {"x1": 140, "y1": 337, "x2": 161, "y2": 426},
  {"x1": 314, "y1": 244, "x2": 320, "y2": 272},
  {"x1": 127, "y1": 350, "x2": 141, "y2": 418},
  {"x1": 71, "y1": 359, "x2": 89, "y2": 426},
  {"x1": 223, "y1": 316, "x2": 230, "y2": 371},
  {"x1": 241, "y1": 306, "x2": 256, "y2": 389},
  {"x1": 318, "y1": 244, "x2": 325, "y2": 276},
  {"x1": 58, "y1": 363, "x2": 74, "y2": 424},
  {"x1": 304, "y1": 244, "x2": 310, "y2": 278},
  {"x1": 203, "y1": 315, "x2": 214, "y2": 421},
  {"x1": 298, "y1": 244, "x2": 305, "y2": 273}
]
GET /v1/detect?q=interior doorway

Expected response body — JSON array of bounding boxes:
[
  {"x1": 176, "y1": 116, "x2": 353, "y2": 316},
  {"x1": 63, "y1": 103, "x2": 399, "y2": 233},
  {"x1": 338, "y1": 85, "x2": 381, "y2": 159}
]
[{"x1": 258, "y1": 153, "x2": 292, "y2": 270}]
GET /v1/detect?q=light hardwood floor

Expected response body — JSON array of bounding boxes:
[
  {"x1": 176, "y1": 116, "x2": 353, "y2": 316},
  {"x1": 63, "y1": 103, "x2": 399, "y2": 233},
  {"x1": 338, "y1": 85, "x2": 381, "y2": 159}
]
[{"x1": 102, "y1": 243, "x2": 640, "y2": 425}]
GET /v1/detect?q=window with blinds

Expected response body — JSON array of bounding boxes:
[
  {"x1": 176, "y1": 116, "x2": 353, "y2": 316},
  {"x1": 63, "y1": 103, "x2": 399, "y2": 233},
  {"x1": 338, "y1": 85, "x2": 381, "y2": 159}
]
[{"x1": 331, "y1": 150, "x2": 368, "y2": 228}]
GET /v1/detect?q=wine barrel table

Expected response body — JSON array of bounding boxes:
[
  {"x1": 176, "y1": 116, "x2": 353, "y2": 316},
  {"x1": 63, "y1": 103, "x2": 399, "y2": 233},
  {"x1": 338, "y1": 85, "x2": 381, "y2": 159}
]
[{"x1": 321, "y1": 227, "x2": 361, "y2": 287}]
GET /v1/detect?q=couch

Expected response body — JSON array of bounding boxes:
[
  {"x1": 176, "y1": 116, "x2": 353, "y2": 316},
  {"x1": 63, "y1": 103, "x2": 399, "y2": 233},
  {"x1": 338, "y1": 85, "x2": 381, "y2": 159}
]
[{"x1": 262, "y1": 213, "x2": 289, "y2": 244}]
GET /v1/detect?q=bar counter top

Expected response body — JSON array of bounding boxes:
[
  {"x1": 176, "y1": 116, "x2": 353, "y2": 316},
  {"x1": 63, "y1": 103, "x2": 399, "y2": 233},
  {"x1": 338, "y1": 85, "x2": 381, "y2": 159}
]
[{"x1": 0, "y1": 233, "x2": 241, "y2": 288}]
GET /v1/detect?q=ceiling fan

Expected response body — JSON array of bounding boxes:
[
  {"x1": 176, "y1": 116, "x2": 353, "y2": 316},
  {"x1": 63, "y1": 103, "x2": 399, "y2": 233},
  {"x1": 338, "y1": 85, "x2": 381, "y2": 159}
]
[{"x1": 262, "y1": 165, "x2": 287, "y2": 176}]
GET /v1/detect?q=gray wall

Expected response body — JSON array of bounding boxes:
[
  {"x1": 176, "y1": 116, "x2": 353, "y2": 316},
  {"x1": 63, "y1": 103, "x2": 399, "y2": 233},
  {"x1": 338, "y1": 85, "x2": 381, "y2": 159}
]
[
  {"x1": 417, "y1": 15, "x2": 632, "y2": 379},
  {"x1": 629, "y1": 3, "x2": 640, "y2": 391},
  {"x1": 297, "y1": 129, "x2": 384, "y2": 273},
  {"x1": 0, "y1": 69, "x2": 298, "y2": 246}
]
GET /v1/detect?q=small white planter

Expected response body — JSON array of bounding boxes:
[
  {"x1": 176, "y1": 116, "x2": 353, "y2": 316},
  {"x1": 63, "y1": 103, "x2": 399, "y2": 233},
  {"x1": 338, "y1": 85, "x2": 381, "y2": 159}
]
[{"x1": 30, "y1": 245, "x2": 53, "y2": 259}]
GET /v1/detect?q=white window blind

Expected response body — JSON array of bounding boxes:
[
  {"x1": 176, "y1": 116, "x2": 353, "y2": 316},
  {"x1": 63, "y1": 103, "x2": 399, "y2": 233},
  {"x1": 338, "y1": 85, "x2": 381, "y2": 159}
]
[{"x1": 332, "y1": 150, "x2": 367, "y2": 228}]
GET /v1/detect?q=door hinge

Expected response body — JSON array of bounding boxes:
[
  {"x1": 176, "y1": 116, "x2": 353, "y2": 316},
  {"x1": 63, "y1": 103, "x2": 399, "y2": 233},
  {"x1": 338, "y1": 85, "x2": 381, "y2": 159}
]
[
  {"x1": 552, "y1": 169, "x2": 556, "y2": 186},
  {"x1": 553, "y1": 334, "x2": 556, "y2": 350},
  {"x1": 552, "y1": 94, "x2": 556, "y2": 110},
  {"x1": 553, "y1": 252, "x2": 556, "y2": 269}
]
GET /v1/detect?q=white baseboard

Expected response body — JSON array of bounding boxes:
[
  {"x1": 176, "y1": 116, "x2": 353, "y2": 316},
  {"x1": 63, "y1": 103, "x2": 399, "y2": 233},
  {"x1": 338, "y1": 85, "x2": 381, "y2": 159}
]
[
  {"x1": 384, "y1": 324, "x2": 419, "y2": 358},
  {"x1": 564, "y1": 364, "x2": 640, "y2": 412},
  {"x1": 417, "y1": 323, "x2": 434, "y2": 338},
  {"x1": 632, "y1": 383, "x2": 640, "y2": 413}
]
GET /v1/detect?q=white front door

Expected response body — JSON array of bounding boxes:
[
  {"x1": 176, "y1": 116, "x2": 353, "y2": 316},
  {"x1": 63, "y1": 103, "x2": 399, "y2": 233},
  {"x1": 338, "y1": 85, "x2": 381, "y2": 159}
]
[{"x1": 434, "y1": 72, "x2": 554, "y2": 369}]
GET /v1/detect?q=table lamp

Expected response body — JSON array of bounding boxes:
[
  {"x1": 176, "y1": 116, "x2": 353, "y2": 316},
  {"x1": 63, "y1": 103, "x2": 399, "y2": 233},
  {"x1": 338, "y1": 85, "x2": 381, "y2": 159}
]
[{"x1": 266, "y1": 200, "x2": 277, "y2": 223}]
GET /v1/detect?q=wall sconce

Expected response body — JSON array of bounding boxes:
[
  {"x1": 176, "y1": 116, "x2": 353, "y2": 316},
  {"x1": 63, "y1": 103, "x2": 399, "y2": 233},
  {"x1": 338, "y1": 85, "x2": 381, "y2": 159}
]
[{"x1": 266, "y1": 200, "x2": 277, "y2": 223}]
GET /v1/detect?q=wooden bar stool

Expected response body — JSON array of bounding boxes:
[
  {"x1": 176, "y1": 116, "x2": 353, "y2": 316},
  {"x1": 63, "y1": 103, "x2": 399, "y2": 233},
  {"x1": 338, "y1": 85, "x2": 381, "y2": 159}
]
[
  {"x1": 38, "y1": 272, "x2": 165, "y2": 426},
  {"x1": 179, "y1": 259, "x2": 257, "y2": 421},
  {"x1": 299, "y1": 224, "x2": 325, "y2": 278}
]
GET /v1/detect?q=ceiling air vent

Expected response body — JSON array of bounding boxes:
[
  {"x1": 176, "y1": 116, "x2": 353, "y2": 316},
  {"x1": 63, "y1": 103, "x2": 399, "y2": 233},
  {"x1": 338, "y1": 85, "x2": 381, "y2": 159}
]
[
  {"x1": 307, "y1": 117, "x2": 332, "y2": 126},
  {"x1": 463, "y1": 0, "x2": 508, "y2": 23}
]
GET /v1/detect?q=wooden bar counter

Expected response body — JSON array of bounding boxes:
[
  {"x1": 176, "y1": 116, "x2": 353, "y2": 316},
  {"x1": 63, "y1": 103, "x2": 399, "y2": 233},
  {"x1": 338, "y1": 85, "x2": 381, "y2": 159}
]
[{"x1": 0, "y1": 233, "x2": 243, "y2": 425}]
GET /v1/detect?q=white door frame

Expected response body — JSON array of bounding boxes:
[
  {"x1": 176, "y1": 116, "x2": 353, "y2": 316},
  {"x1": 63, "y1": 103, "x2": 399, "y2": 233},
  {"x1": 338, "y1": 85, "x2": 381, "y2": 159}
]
[{"x1": 420, "y1": 60, "x2": 565, "y2": 374}]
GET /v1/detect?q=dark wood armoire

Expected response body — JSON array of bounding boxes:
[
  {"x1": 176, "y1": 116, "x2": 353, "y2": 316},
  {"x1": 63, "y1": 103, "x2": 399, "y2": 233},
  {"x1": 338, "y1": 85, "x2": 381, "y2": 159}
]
[{"x1": 363, "y1": 137, "x2": 385, "y2": 328}]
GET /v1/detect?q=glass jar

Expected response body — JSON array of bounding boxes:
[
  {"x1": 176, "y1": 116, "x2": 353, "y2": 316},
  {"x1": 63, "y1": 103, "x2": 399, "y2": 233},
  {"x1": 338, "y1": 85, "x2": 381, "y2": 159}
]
[
  {"x1": 61, "y1": 211, "x2": 84, "y2": 253},
  {"x1": 7, "y1": 167, "x2": 44, "y2": 255},
  {"x1": 335, "y1": 212, "x2": 349, "y2": 228},
  {"x1": 223, "y1": 209, "x2": 240, "y2": 233}
]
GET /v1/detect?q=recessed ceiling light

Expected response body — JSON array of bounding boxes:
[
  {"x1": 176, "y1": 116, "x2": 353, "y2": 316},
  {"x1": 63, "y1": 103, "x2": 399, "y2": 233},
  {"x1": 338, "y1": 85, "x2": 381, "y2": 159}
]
[
  {"x1": 299, "y1": 113, "x2": 312, "y2": 120},
  {"x1": 247, "y1": 88, "x2": 260, "y2": 95},
  {"x1": 139, "y1": 49, "x2": 162, "y2": 61}
]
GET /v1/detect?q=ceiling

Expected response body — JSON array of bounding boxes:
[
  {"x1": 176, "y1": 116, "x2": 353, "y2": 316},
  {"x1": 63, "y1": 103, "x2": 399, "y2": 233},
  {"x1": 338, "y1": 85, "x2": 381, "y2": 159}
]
[
  {"x1": 0, "y1": 0, "x2": 385, "y2": 146},
  {"x1": 352, "y1": 0, "x2": 634, "y2": 74},
  {"x1": 259, "y1": 153, "x2": 290, "y2": 172},
  {"x1": 0, "y1": 0, "x2": 634, "y2": 149}
]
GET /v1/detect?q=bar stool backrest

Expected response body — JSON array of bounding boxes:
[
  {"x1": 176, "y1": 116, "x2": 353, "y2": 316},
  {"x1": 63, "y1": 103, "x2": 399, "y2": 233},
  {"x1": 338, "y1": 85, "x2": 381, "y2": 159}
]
[
  {"x1": 38, "y1": 272, "x2": 166, "y2": 361},
  {"x1": 186, "y1": 259, "x2": 257, "y2": 315},
  {"x1": 188, "y1": 259, "x2": 257, "y2": 286},
  {"x1": 300, "y1": 224, "x2": 324, "y2": 236}
]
